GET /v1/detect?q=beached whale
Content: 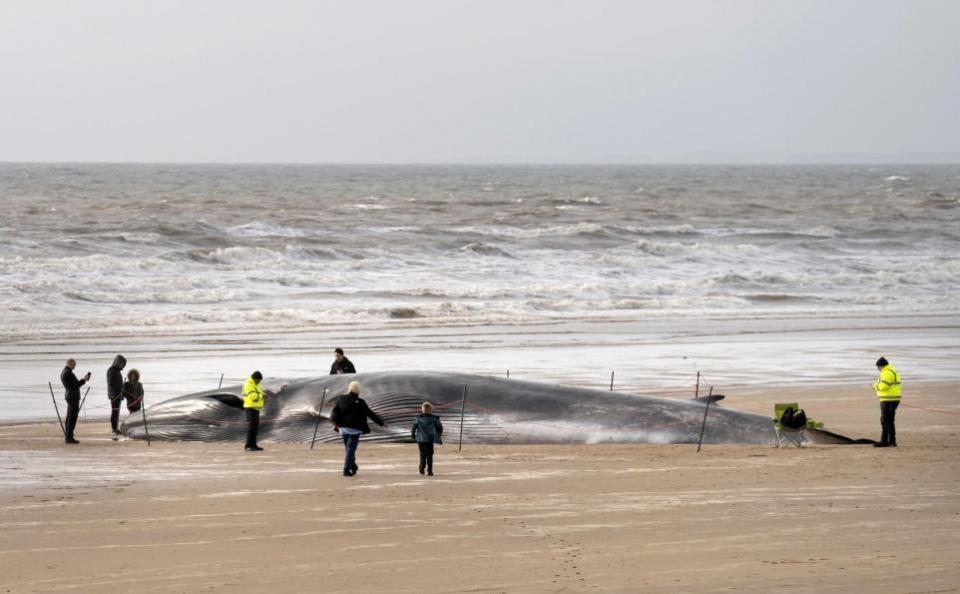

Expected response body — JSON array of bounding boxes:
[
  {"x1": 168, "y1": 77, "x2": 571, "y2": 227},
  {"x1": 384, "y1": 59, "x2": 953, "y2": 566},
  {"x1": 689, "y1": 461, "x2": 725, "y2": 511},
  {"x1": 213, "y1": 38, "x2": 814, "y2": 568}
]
[{"x1": 121, "y1": 371, "x2": 863, "y2": 445}]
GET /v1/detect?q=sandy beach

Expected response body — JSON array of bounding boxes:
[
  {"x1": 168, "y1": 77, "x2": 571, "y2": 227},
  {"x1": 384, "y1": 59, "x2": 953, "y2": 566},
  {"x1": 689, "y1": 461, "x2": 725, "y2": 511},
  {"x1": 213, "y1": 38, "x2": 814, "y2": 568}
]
[{"x1": 2, "y1": 381, "x2": 958, "y2": 593}]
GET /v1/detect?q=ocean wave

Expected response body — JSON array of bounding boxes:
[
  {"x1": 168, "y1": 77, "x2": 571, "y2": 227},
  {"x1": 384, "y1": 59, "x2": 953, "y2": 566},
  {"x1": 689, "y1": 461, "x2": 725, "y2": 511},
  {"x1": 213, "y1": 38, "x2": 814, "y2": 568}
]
[
  {"x1": 154, "y1": 221, "x2": 232, "y2": 247},
  {"x1": 548, "y1": 196, "x2": 604, "y2": 207},
  {"x1": 0, "y1": 253, "x2": 165, "y2": 274},
  {"x1": 633, "y1": 239, "x2": 700, "y2": 257},
  {"x1": 452, "y1": 222, "x2": 703, "y2": 242},
  {"x1": 185, "y1": 246, "x2": 287, "y2": 265},
  {"x1": 920, "y1": 193, "x2": 960, "y2": 209},
  {"x1": 62, "y1": 287, "x2": 255, "y2": 305},
  {"x1": 179, "y1": 244, "x2": 354, "y2": 265},
  {"x1": 742, "y1": 293, "x2": 814, "y2": 303},
  {"x1": 285, "y1": 246, "x2": 353, "y2": 261},
  {"x1": 226, "y1": 222, "x2": 306, "y2": 238},
  {"x1": 451, "y1": 222, "x2": 612, "y2": 240},
  {"x1": 715, "y1": 272, "x2": 791, "y2": 286},
  {"x1": 77, "y1": 232, "x2": 166, "y2": 245},
  {"x1": 624, "y1": 224, "x2": 701, "y2": 237},
  {"x1": 711, "y1": 227, "x2": 839, "y2": 240},
  {"x1": 137, "y1": 308, "x2": 334, "y2": 328},
  {"x1": 3, "y1": 289, "x2": 957, "y2": 341},
  {"x1": 456, "y1": 242, "x2": 516, "y2": 258},
  {"x1": 885, "y1": 175, "x2": 910, "y2": 181},
  {"x1": 363, "y1": 225, "x2": 424, "y2": 234}
]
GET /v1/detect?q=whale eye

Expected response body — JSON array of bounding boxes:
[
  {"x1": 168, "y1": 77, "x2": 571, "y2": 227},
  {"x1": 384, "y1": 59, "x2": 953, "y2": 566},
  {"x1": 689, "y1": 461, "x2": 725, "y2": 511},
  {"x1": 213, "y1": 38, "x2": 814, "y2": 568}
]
[{"x1": 206, "y1": 393, "x2": 244, "y2": 409}]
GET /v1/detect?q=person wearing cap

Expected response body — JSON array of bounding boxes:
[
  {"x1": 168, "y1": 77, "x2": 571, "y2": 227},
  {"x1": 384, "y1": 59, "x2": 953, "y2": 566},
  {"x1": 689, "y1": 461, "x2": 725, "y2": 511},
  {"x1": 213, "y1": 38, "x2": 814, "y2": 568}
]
[
  {"x1": 330, "y1": 381, "x2": 386, "y2": 476},
  {"x1": 60, "y1": 359, "x2": 91, "y2": 444},
  {"x1": 242, "y1": 371, "x2": 286, "y2": 452},
  {"x1": 330, "y1": 348, "x2": 356, "y2": 375},
  {"x1": 873, "y1": 356, "x2": 902, "y2": 448}
]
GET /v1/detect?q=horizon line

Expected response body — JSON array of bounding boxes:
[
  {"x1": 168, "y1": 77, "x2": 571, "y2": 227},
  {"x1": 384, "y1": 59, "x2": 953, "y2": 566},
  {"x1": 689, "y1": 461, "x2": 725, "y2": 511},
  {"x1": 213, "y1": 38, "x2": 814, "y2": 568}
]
[{"x1": 2, "y1": 160, "x2": 959, "y2": 167}]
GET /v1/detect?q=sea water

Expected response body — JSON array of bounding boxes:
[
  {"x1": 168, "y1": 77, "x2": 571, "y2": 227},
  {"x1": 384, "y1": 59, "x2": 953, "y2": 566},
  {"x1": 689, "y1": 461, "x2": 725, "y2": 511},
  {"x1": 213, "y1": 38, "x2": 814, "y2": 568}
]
[{"x1": 1, "y1": 164, "x2": 959, "y2": 420}]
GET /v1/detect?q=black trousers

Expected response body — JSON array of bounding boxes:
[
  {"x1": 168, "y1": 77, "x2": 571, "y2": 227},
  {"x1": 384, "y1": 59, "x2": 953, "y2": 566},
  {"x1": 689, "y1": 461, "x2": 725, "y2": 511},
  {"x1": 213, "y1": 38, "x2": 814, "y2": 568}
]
[
  {"x1": 880, "y1": 400, "x2": 899, "y2": 445},
  {"x1": 245, "y1": 408, "x2": 260, "y2": 448},
  {"x1": 418, "y1": 442, "x2": 434, "y2": 472},
  {"x1": 65, "y1": 398, "x2": 80, "y2": 440},
  {"x1": 110, "y1": 400, "x2": 121, "y2": 433}
]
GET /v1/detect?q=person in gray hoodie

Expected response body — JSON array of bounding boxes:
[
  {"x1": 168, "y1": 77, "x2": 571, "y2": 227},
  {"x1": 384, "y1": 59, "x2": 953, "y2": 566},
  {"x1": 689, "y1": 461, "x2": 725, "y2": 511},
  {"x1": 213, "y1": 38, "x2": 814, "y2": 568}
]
[
  {"x1": 106, "y1": 355, "x2": 127, "y2": 440},
  {"x1": 410, "y1": 402, "x2": 443, "y2": 476}
]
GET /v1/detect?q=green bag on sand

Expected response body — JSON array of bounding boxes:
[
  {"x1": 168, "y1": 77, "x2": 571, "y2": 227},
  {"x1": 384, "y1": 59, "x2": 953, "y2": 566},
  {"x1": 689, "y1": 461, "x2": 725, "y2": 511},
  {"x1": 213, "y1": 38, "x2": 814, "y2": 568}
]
[{"x1": 806, "y1": 419, "x2": 824, "y2": 429}]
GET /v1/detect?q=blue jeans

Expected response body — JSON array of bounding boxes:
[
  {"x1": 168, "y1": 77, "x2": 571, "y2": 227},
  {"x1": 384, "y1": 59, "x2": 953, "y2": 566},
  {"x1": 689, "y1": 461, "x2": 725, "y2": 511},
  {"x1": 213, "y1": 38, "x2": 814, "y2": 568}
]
[{"x1": 341, "y1": 432, "x2": 360, "y2": 474}]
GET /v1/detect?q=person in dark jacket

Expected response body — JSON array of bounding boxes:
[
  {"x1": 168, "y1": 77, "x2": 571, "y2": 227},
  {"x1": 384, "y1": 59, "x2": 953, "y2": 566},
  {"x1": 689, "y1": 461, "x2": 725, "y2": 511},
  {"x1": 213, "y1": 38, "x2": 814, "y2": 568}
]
[
  {"x1": 122, "y1": 369, "x2": 144, "y2": 414},
  {"x1": 329, "y1": 348, "x2": 356, "y2": 375},
  {"x1": 411, "y1": 402, "x2": 443, "y2": 476},
  {"x1": 330, "y1": 381, "x2": 386, "y2": 476},
  {"x1": 60, "y1": 359, "x2": 91, "y2": 444},
  {"x1": 106, "y1": 355, "x2": 127, "y2": 440}
]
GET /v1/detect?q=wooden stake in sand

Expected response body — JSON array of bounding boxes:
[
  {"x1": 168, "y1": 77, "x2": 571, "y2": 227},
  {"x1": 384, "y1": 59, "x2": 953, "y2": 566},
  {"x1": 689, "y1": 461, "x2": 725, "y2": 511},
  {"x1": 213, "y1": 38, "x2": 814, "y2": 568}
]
[
  {"x1": 458, "y1": 385, "x2": 467, "y2": 452},
  {"x1": 141, "y1": 395, "x2": 152, "y2": 447},
  {"x1": 610, "y1": 370, "x2": 615, "y2": 391},
  {"x1": 48, "y1": 382, "x2": 66, "y2": 438},
  {"x1": 310, "y1": 387, "x2": 328, "y2": 450},
  {"x1": 218, "y1": 373, "x2": 224, "y2": 389},
  {"x1": 78, "y1": 387, "x2": 91, "y2": 414},
  {"x1": 696, "y1": 386, "x2": 713, "y2": 453},
  {"x1": 695, "y1": 371, "x2": 700, "y2": 399}
]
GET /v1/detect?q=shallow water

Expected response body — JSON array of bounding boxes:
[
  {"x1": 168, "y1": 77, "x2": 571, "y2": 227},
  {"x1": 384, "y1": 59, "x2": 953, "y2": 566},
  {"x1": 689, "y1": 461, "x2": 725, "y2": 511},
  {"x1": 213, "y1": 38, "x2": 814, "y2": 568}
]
[{"x1": 3, "y1": 315, "x2": 958, "y2": 422}]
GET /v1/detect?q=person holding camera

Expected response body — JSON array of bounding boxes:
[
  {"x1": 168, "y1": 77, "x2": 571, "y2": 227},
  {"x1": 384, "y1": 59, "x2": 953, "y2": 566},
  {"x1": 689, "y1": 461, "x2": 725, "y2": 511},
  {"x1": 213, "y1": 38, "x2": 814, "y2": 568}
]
[{"x1": 60, "y1": 359, "x2": 91, "y2": 444}]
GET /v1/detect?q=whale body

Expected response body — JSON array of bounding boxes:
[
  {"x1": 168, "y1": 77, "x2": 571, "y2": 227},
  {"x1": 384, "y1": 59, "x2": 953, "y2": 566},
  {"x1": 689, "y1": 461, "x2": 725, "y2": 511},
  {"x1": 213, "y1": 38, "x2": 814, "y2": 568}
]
[{"x1": 122, "y1": 371, "x2": 863, "y2": 445}]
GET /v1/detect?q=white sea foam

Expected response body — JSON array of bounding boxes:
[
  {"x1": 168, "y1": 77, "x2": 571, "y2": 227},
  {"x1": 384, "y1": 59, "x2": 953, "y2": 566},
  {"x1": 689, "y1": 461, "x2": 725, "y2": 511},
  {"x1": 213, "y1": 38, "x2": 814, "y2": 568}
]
[
  {"x1": 227, "y1": 222, "x2": 306, "y2": 238},
  {"x1": 191, "y1": 246, "x2": 287, "y2": 265},
  {"x1": 0, "y1": 163, "x2": 958, "y2": 340}
]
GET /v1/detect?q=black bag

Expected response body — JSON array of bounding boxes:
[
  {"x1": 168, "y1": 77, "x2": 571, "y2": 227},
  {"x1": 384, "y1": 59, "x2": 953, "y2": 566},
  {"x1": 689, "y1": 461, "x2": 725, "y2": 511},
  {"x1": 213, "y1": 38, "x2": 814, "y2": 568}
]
[
  {"x1": 780, "y1": 407, "x2": 806, "y2": 429},
  {"x1": 794, "y1": 409, "x2": 807, "y2": 428}
]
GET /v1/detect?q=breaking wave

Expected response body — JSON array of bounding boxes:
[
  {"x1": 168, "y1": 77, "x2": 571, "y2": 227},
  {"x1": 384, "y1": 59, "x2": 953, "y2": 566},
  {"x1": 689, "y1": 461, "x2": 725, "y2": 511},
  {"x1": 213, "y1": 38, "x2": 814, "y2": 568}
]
[{"x1": 2, "y1": 163, "x2": 959, "y2": 339}]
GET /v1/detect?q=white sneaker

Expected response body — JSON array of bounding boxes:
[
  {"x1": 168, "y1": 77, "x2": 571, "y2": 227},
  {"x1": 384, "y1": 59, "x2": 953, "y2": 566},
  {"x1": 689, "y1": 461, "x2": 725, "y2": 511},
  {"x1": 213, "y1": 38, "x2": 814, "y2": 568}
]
[{"x1": 111, "y1": 432, "x2": 119, "y2": 441}]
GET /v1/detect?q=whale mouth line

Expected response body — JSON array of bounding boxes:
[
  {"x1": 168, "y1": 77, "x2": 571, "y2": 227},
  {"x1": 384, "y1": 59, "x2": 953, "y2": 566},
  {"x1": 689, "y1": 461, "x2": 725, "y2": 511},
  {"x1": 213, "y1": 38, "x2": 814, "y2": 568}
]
[{"x1": 206, "y1": 393, "x2": 243, "y2": 408}]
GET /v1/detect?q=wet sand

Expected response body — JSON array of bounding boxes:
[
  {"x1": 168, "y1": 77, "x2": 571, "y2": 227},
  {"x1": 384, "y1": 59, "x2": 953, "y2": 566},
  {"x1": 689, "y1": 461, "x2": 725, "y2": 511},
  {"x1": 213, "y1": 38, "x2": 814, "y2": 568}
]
[
  {"x1": 5, "y1": 314, "x2": 960, "y2": 422},
  {"x1": 1, "y1": 382, "x2": 958, "y2": 593}
]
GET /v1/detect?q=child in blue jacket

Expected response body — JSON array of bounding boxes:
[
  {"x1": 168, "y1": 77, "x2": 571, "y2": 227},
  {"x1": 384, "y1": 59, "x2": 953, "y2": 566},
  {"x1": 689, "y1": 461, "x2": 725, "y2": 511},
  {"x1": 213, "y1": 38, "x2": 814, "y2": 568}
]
[{"x1": 411, "y1": 402, "x2": 443, "y2": 476}]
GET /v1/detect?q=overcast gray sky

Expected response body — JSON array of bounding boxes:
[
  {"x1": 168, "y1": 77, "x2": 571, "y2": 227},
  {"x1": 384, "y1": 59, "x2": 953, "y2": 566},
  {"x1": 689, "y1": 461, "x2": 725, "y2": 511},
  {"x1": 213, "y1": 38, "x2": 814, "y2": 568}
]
[{"x1": 1, "y1": 0, "x2": 958, "y2": 163}]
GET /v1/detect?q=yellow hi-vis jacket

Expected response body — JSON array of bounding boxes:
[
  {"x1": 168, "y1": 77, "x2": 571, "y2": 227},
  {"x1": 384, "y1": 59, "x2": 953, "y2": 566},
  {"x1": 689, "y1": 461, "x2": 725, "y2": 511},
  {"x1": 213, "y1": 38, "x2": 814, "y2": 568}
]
[
  {"x1": 874, "y1": 365, "x2": 902, "y2": 401},
  {"x1": 243, "y1": 377, "x2": 265, "y2": 410}
]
